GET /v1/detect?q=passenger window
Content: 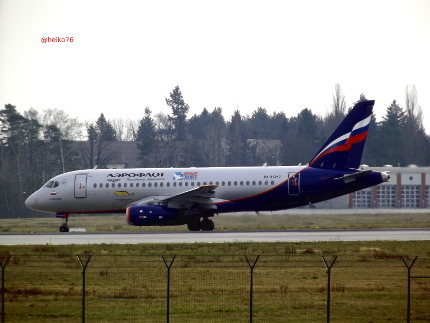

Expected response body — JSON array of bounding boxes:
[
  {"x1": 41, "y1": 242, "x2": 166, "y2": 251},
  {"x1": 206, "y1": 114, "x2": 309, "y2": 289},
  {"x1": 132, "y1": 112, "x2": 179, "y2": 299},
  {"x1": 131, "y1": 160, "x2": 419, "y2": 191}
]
[
  {"x1": 136, "y1": 183, "x2": 140, "y2": 188},
  {"x1": 197, "y1": 182, "x2": 201, "y2": 186},
  {"x1": 265, "y1": 181, "x2": 268, "y2": 185},
  {"x1": 222, "y1": 181, "x2": 225, "y2": 186},
  {"x1": 246, "y1": 181, "x2": 250, "y2": 186},
  {"x1": 148, "y1": 183, "x2": 152, "y2": 187},
  {"x1": 215, "y1": 181, "x2": 219, "y2": 186},
  {"x1": 191, "y1": 182, "x2": 195, "y2": 186},
  {"x1": 105, "y1": 183, "x2": 109, "y2": 188},
  {"x1": 160, "y1": 182, "x2": 164, "y2": 187},
  {"x1": 118, "y1": 183, "x2": 121, "y2": 188},
  {"x1": 258, "y1": 181, "x2": 262, "y2": 185},
  {"x1": 130, "y1": 183, "x2": 133, "y2": 188},
  {"x1": 154, "y1": 182, "x2": 158, "y2": 187},
  {"x1": 93, "y1": 183, "x2": 97, "y2": 188},
  {"x1": 167, "y1": 182, "x2": 170, "y2": 187},
  {"x1": 252, "y1": 181, "x2": 256, "y2": 185},
  {"x1": 124, "y1": 183, "x2": 127, "y2": 188},
  {"x1": 173, "y1": 182, "x2": 177, "y2": 187},
  {"x1": 143, "y1": 183, "x2": 146, "y2": 187},
  {"x1": 271, "y1": 181, "x2": 274, "y2": 185},
  {"x1": 234, "y1": 181, "x2": 237, "y2": 186},
  {"x1": 179, "y1": 182, "x2": 182, "y2": 187},
  {"x1": 228, "y1": 181, "x2": 231, "y2": 186},
  {"x1": 112, "y1": 183, "x2": 115, "y2": 188},
  {"x1": 203, "y1": 182, "x2": 207, "y2": 185},
  {"x1": 209, "y1": 181, "x2": 213, "y2": 185},
  {"x1": 99, "y1": 183, "x2": 103, "y2": 188},
  {"x1": 185, "y1": 182, "x2": 188, "y2": 186},
  {"x1": 240, "y1": 181, "x2": 243, "y2": 186}
]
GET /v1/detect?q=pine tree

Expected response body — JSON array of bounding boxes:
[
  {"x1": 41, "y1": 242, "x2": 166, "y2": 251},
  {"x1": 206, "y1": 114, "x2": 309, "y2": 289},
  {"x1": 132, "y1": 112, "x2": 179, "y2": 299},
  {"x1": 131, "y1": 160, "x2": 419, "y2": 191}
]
[
  {"x1": 165, "y1": 86, "x2": 190, "y2": 141},
  {"x1": 136, "y1": 107, "x2": 157, "y2": 167}
]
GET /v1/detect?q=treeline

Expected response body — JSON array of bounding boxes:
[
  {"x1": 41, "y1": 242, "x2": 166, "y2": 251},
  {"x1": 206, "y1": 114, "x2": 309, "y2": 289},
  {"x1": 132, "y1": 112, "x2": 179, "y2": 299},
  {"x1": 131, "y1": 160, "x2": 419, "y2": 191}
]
[{"x1": 0, "y1": 84, "x2": 429, "y2": 218}]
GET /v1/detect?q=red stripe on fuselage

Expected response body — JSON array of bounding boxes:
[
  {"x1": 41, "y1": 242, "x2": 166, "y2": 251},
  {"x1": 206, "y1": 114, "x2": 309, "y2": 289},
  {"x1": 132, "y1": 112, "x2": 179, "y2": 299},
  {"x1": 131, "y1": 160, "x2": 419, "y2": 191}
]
[{"x1": 310, "y1": 130, "x2": 368, "y2": 166}]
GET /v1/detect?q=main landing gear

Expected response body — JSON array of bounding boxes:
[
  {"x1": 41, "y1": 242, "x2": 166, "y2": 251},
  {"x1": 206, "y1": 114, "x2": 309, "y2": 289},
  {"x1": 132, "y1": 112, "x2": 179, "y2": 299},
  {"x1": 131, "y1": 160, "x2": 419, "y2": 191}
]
[
  {"x1": 59, "y1": 213, "x2": 69, "y2": 232},
  {"x1": 187, "y1": 217, "x2": 214, "y2": 231}
]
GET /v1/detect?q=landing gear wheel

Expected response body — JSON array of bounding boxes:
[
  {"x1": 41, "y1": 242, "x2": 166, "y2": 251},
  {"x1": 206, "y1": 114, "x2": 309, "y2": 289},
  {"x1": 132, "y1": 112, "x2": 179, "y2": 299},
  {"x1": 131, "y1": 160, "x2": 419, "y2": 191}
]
[
  {"x1": 59, "y1": 225, "x2": 69, "y2": 232},
  {"x1": 201, "y1": 219, "x2": 214, "y2": 231},
  {"x1": 59, "y1": 213, "x2": 69, "y2": 233},
  {"x1": 187, "y1": 218, "x2": 201, "y2": 231}
]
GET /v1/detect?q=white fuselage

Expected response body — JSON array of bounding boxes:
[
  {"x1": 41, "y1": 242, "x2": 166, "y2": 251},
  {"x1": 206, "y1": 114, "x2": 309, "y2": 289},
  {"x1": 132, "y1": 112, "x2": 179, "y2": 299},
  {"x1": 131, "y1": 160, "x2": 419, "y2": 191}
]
[{"x1": 25, "y1": 166, "x2": 304, "y2": 214}]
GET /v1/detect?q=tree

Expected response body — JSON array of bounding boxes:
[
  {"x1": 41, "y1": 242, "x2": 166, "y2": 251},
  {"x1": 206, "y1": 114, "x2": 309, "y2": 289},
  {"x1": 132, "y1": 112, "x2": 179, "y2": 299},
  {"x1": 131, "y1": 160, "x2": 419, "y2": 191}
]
[
  {"x1": 248, "y1": 107, "x2": 270, "y2": 139},
  {"x1": 324, "y1": 84, "x2": 346, "y2": 137},
  {"x1": 40, "y1": 108, "x2": 83, "y2": 173},
  {"x1": 0, "y1": 104, "x2": 43, "y2": 217},
  {"x1": 187, "y1": 107, "x2": 227, "y2": 166},
  {"x1": 281, "y1": 108, "x2": 322, "y2": 165},
  {"x1": 76, "y1": 114, "x2": 118, "y2": 169},
  {"x1": 165, "y1": 86, "x2": 190, "y2": 141},
  {"x1": 225, "y1": 110, "x2": 250, "y2": 166},
  {"x1": 377, "y1": 100, "x2": 406, "y2": 166},
  {"x1": 96, "y1": 113, "x2": 117, "y2": 141},
  {"x1": 403, "y1": 85, "x2": 429, "y2": 165},
  {"x1": 136, "y1": 107, "x2": 157, "y2": 167}
]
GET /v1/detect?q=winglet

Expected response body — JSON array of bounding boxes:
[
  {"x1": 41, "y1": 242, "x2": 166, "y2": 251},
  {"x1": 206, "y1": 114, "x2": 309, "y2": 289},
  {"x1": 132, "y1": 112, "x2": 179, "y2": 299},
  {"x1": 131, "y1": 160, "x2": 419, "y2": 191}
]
[{"x1": 309, "y1": 100, "x2": 374, "y2": 169}]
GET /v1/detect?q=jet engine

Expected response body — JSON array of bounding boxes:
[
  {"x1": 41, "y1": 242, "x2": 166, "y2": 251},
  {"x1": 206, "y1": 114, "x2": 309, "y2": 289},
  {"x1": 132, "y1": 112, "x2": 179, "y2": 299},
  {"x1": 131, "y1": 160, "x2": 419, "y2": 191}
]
[{"x1": 126, "y1": 205, "x2": 186, "y2": 226}]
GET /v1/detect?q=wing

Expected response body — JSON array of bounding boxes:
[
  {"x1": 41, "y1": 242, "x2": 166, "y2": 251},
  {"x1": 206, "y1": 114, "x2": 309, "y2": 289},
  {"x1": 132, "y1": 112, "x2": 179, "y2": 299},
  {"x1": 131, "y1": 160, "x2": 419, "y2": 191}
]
[{"x1": 128, "y1": 185, "x2": 219, "y2": 210}]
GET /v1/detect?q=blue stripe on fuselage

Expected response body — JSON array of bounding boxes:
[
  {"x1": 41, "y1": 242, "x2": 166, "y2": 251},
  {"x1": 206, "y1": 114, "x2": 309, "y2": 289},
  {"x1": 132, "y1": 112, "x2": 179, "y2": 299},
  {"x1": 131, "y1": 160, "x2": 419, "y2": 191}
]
[{"x1": 214, "y1": 167, "x2": 383, "y2": 213}]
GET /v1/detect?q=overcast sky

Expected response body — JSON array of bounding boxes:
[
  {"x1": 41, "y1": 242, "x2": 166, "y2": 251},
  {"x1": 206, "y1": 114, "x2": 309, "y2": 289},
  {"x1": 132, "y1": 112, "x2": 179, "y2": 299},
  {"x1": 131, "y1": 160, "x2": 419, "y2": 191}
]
[{"x1": 1, "y1": 0, "x2": 430, "y2": 132}]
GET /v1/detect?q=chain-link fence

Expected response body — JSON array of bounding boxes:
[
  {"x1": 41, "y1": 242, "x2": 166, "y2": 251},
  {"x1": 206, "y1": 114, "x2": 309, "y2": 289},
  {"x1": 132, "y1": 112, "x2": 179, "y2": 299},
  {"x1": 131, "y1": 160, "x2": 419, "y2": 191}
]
[{"x1": 1, "y1": 254, "x2": 429, "y2": 322}]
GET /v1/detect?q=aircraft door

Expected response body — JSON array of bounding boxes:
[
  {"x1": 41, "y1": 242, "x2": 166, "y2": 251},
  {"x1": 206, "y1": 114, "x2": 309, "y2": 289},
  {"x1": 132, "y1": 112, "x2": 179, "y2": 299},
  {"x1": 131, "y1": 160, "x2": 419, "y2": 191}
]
[
  {"x1": 74, "y1": 174, "x2": 87, "y2": 198},
  {"x1": 288, "y1": 173, "x2": 300, "y2": 195}
]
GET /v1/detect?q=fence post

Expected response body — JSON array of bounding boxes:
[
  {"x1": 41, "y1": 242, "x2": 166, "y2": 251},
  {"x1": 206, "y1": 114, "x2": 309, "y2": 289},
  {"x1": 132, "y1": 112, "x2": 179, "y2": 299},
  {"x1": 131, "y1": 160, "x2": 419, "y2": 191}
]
[
  {"x1": 401, "y1": 256, "x2": 417, "y2": 323},
  {"x1": 162, "y1": 255, "x2": 176, "y2": 323},
  {"x1": 245, "y1": 255, "x2": 260, "y2": 323},
  {"x1": 0, "y1": 255, "x2": 11, "y2": 323},
  {"x1": 77, "y1": 255, "x2": 92, "y2": 323},
  {"x1": 321, "y1": 255, "x2": 337, "y2": 323}
]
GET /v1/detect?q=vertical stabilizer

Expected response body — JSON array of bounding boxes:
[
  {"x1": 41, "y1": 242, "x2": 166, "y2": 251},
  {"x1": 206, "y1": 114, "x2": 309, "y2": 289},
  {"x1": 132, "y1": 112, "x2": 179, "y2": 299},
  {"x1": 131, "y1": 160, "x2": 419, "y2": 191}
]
[{"x1": 309, "y1": 100, "x2": 374, "y2": 169}]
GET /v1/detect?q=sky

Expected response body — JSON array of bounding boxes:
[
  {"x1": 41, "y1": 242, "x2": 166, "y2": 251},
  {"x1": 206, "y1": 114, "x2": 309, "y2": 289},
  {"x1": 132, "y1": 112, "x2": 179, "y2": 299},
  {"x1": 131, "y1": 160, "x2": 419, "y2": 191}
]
[{"x1": 1, "y1": 0, "x2": 430, "y2": 132}]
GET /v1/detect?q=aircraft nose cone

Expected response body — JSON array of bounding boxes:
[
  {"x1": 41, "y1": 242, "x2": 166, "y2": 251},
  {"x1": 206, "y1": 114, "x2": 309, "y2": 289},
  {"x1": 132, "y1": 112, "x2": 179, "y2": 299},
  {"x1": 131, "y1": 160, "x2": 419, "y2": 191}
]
[{"x1": 25, "y1": 194, "x2": 38, "y2": 210}]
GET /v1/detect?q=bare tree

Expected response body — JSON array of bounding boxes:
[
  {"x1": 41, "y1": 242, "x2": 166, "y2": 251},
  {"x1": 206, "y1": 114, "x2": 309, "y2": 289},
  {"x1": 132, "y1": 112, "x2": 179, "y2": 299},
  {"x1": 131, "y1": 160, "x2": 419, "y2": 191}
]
[
  {"x1": 40, "y1": 108, "x2": 83, "y2": 173},
  {"x1": 403, "y1": 85, "x2": 428, "y2": 165},
  {"x1": 324, "y1": 84, "x2": 346, "y2": 136},
  {"x1": 154, "y1": 112, "x2": 183, "y2": 167}
]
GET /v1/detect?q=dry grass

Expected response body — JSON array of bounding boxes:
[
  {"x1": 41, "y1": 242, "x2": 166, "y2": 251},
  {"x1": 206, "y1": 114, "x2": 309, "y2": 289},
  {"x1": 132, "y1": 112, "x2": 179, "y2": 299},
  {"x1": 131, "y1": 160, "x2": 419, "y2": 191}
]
[
  {"x1": 1, "y1": 209, "x2": 430, "y2": 233},
  {"x1": 0, "y1": 241, "x2": 430, "y2": 322}
]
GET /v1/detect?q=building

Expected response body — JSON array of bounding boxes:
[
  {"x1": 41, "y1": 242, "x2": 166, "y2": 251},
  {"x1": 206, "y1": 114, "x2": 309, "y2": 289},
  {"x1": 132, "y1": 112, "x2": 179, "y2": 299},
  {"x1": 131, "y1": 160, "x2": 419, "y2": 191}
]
[{"x1": 350, "y1": 165, "x2": 430, "y2": 209}]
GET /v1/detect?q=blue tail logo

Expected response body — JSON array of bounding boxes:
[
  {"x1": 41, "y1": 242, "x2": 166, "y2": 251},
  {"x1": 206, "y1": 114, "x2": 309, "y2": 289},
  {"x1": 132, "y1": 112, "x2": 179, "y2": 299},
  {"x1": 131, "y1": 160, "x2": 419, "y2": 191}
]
[{"x1": 309, "y1": 100, "x2": 374, "y2": 169}]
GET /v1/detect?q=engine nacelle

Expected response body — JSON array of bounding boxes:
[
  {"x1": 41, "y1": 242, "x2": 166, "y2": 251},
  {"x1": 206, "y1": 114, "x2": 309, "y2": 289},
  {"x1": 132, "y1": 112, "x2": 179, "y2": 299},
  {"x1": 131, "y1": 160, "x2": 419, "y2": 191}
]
[{"x1": 127, "y1": 205, "x2": 186, "y2": 226}]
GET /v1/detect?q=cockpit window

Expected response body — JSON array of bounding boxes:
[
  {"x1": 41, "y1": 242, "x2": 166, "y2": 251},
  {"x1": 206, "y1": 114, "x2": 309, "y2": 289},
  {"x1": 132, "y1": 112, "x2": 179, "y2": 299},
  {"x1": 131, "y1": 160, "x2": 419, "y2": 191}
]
[
  {"x1": 44, "y1": 181, "x2": 54, "y2": 188},
  {"x1": 44, "y1": 181, "x2": 59, "y2": 188}
]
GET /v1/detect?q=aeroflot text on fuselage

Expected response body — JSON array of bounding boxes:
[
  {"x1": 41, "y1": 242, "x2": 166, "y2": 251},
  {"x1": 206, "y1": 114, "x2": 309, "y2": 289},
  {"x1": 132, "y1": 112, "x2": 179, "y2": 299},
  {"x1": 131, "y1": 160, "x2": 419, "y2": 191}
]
[{"x1": 107, "y1": 173, "x2": 165, "y2": 178}]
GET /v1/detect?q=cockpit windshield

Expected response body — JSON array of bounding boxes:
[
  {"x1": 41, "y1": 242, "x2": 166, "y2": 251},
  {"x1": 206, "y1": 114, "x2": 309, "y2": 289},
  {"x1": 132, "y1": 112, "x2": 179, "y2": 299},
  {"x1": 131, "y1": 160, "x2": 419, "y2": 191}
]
[{"x1": 44, "y1": 181, "x2": 59, "y2": 188}]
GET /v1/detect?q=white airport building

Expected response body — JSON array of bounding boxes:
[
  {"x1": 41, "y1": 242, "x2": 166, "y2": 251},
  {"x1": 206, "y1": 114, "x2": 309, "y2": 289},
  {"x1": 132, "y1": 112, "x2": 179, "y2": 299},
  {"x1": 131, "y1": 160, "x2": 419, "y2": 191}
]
[{"x1": 318, "y1": 165, "x2": 430, "y2": 209}]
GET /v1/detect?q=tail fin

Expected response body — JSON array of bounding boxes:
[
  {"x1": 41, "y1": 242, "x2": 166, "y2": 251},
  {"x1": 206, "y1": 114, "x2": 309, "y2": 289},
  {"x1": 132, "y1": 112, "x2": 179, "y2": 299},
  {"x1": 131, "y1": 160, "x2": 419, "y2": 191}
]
[{"x1": 309, "y1": 100, "x2": 374, "y2": 169}]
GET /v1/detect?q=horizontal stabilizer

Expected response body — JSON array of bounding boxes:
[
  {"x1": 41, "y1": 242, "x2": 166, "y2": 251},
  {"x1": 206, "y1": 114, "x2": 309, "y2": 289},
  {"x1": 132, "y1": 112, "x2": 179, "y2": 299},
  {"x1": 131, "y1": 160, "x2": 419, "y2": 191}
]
[{"x1": 334, "y1": 169, "x2": 373, "y2": 183}]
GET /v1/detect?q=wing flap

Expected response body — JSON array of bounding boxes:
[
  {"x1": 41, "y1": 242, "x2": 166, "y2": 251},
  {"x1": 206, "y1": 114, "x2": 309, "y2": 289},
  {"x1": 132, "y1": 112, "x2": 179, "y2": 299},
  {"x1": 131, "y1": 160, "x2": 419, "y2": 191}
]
[{"x1": 128, "y1": 185, "x2": 219, "y2": 210}]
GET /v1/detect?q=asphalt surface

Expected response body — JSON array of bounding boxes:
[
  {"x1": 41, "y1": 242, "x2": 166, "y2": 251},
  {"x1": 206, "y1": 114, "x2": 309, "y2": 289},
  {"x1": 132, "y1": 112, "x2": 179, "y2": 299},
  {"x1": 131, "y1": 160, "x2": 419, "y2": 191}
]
[{"x1": 1, "y1": 229, "x2": 429, "y2": 245}]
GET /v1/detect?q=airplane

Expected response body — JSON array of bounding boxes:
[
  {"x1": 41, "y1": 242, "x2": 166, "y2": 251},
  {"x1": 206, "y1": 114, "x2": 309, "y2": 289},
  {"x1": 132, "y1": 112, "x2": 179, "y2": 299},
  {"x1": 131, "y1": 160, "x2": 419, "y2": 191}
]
[{"x1": 25, "y1": 100, "x2": 390, "y2": 232}]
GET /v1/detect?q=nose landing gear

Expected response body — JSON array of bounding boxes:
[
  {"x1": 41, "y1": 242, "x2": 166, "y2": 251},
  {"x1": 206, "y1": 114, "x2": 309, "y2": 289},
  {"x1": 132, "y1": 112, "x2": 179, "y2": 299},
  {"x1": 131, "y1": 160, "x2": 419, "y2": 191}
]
[{"x1": 59, "y1": 213, "x2": 69, "y2": 232}]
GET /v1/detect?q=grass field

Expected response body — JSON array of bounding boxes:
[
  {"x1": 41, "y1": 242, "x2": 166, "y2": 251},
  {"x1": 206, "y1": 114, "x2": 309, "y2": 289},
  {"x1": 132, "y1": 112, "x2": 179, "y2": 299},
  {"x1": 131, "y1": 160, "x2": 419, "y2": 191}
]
[
  {"x1": 1, "y1": 209, "x2": 430, "y2": 233},
  {"x1": 1, "y1": 210, "x2": 430, "y2": 322}
]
